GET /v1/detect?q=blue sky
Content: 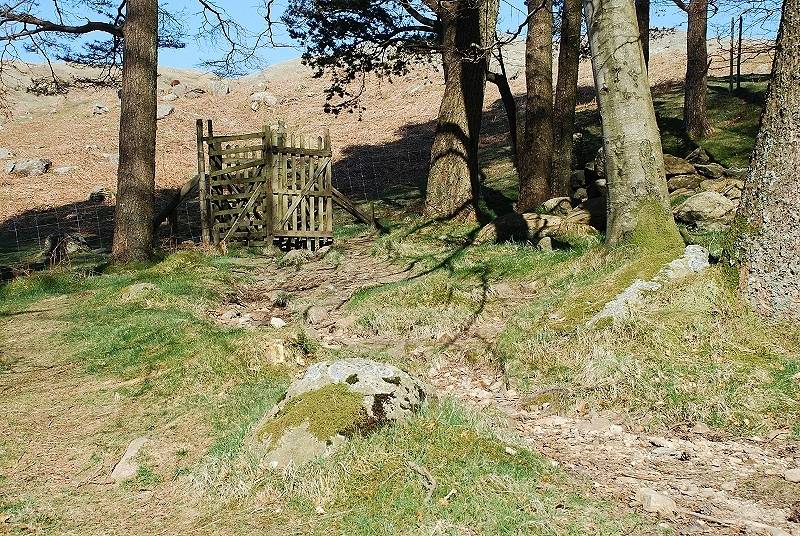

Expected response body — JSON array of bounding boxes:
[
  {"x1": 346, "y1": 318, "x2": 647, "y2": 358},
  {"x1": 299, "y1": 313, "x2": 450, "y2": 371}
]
[{"x1": 20, "y1": 0, "x2": 776, "y2": 71}]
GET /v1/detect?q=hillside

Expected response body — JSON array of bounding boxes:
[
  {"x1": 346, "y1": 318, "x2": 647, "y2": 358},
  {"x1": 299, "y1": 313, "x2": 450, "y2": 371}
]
[
  {"x1": 2, "y1": 34, "x2": 797, "y2": 536},
  {"x1": 0, "y1": 33, "x2": 772, "y2": 222}
]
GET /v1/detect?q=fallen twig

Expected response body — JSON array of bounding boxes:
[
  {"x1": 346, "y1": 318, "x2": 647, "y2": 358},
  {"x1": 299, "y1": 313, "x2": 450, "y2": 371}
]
[{"x1": 407, "y1": 460, "x2": 437, "y2": 503}]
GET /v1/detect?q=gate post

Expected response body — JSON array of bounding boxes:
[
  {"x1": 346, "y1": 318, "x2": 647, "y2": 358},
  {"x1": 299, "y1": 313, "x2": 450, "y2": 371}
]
[
  {"x1": 196, "y1": 119, "x2": 210, "y2": 245},
  {"x1": 263, "y1": 124, "x2": 274, "y2": 245}
]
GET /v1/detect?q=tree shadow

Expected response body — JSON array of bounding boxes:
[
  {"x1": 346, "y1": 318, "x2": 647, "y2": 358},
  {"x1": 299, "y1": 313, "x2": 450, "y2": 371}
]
[{"x1": 0, "y1": 190, "x2": 200, "y2": 280}]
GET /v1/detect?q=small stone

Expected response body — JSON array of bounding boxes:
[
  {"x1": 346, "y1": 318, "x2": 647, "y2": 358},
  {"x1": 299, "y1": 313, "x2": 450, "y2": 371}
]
[
  {"x1": 694, "y1": 162, "x2": 727, "y2": 179},
  {"x1": 270, "y1": 317, "x2": 287, "y2": 329},
  {"x1": 537, "y1": 236, "x2": 553, "y2": 252},
  {"x1": 183, "y1": 88, "x2": 206, "y2": 99},
  {"x1": 220, "y1": 309, "x2": 241, "y2": 321},
  {"x1": 686, "y1": 146, "x2": 711, "y2": 164},
  {"x1": 121, "y1": 283, "x2": 158, "y2": 301},
  {"x1": 92, "y1": 103, "x2": 109, "y2": 115},
  {"x1": 100, "y1": 153, "x2": 119, "y2": 165},
  {"x1": 305, "y1": 306, "x2": 329, "y2": 326},
  {"x1": 635, "y1": 488, "x2": 676, "y2": 516},
  {"x1": 5, "y1": 158, "x2": 52, "y2": 176},
  {"x1": 504, "y1": 446, "x2": 517, "y2": 456},
  {"x1": 162, "y1": 93, "x2": 178, "y2": 102},
  {"x1": 249, "y1": 91, "x2": 278, "y2": 106},
  {"x1": 110, "y1": 436, "x2": 148, "y2": 483},
  {"x1": 784, "y1": 468, "x2": 800, "y2": 483},
  {"x1": 156, "y1": 103, "x2": 174, "y2": 120},
  {"x1": 0, "y1": 148, "x2": 13, "y2": 159},
  {"x1": 721, "y1": 481, "x2": 736, "y2": 491},
  {"x1": 691, "y1": 422, "x2": 711, "y2": 434},
  {"x1": 663, "y1": 154, "x2": 696, "y2": 176},
  {"x1": 209, "y1": 80, "x2": 231, "y2": 96},
  {"x1": 89, "y1": 185, "x2": 112, "y2": 202},
  {"x1": 53, "y1": 166, "x2": 73, "y2": 175}
]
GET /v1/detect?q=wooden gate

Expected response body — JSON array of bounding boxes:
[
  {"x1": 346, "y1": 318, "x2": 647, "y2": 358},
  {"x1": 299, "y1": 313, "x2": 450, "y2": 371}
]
[{"x1": 196, "y1": 119, "x2": 335, "y2": 248}]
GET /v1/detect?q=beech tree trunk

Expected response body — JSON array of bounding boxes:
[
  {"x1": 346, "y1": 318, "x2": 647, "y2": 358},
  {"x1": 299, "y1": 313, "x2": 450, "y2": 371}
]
[
  {"x1": 736, "y1": 0, "x2": 800, "y2": 320},
  {"x1": 486, "y1": 70, "x2": 518, "y2": 162},
  {"x1": 551, "y1": 0, "x2": 582, "y2": 197},
  {"x1": 583, "y1": 0, "x2": 682, "y2": 249},
  {"x1": 636, "y1": 0, "x2": 650, "y2": 68},
  {"x1": 683, "y1": 0, "x2": 712, "y2": 138},
  {"x1": 112, "y1": 0, "x2": 158, "y2": 262},
  {"x1": 518, "y1": 0, "x2": 554, "y2": 212},
  {"x1": 424, "y1": 0, "x2": 499, "y2": 221}
]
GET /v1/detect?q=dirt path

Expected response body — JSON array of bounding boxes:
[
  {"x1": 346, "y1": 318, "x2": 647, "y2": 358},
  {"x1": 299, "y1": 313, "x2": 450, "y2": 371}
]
[{"x1": 227, "y1": 237, "x2": 800, "y2": 536}]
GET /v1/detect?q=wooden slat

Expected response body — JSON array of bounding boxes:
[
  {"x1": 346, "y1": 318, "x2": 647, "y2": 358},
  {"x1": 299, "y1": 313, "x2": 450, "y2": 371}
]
[
  {"x1": 220, "y1": 183, "x2": 264, "y2": 243},
  {"x1": 209, "y1": 143, "x2": 264, "y2": 156},
  {"x1": 204, "y1": 131, "x2": 265, "y2": 143},
  {"x1": 208, "y1": 159, "x2": 265, "y2": 178}
]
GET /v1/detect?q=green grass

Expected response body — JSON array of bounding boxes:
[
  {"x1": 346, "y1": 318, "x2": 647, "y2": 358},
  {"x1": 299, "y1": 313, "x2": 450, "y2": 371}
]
[
  {"x1": 198, "y1": 401, "x2": 657, "y2": 535},
  {"x1": 500, "y1": 264, "x2": 800, "y2": 435},
  {"x1": 654, "y1": 79, "x2": 767, "y2": 168},
  {"x1": 574, "y1": 78, "x2": 767, "y2": 169}
]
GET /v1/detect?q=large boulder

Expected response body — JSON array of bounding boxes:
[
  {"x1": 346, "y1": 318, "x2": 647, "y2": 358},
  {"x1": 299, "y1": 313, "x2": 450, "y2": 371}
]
[
  {"x1": 249, "y1": 91, "x2": 278, "y2": 111},
  {"x1": 694, "y1": 162, "x2": 726, "y2": 180},
  {"x1": 5, "y1": 158, "x2": 52, "y2": 176},
  {"x1": 663, "y1": 154, "x2": 696, "y2": 176},
  {"x1": 254, "y1": 359, "x2": 430, "y2": 469},
  {"x1": 700, "y1": 178, "x2": 744, "y2": 202},
  {"x1": 541, "y1": 196, "x2": 573, "y2": 216},
  {"x1": 156, "y1": 103, "x2": 174, "y2": 120},
  {"x1": 674, "y1": 191, "x2": 736, "y2": 231},
  {"x1": 685, "y1": 147, "x2": 711, "y2": 165},
  {"x1": 209, "y1": 80, "x2": 231, "y2": 96},
  {"x1": 667, "y1": 173, "x2": 704, "y2": 192}
]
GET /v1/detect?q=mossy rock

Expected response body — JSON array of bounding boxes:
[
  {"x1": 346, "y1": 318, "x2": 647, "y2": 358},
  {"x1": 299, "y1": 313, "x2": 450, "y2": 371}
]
[{"x1": 254, "y1": 359, "x2": 431, "y2": 469}]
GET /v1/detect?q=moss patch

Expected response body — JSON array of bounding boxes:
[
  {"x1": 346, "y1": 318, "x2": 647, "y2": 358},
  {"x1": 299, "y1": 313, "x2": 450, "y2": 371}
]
[
  {"x1": 257, "y1": 383, "x2": 367, "y2": 443},
  {"x1": 630, "y1": 199, "x2": 684, "y2": 253}
]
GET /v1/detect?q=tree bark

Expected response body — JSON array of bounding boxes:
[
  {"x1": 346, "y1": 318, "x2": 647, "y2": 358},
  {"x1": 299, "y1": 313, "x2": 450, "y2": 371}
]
[
  {"x1": 112, "y1": 0, "x2": 158, "y2": 262},
  {"x1": 736, "y1": 0, "x2": 800, "y2": 320},
  {"x1": 683, "y1": 0, "x2": 712, "y2": 138},
  {"x1": 583, "y1": 0, "x2": 682, "y2": 249},
  {"x1": 424, "y1": 0, "x2": 499, "y2": 221},
  {"x1": 635, "y1": 0, "x2": 650, "y2": 68},
  {"x1": 518, "y1": 0, "x2": 554, "y2": 212},
  {"x1": 551, "y1": 0, "x2": 582, "y2": 197}
]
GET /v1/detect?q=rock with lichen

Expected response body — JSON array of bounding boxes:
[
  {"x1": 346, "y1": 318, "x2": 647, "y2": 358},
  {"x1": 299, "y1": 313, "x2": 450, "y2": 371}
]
[{"x1": 254, "y1": 358, "x2": 431, "y2": 469}]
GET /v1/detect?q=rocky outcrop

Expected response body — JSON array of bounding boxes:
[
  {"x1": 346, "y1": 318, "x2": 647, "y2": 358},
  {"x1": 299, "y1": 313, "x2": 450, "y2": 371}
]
[{"x1": 254, "y1": 359, "x2": 431, "y2": 469}]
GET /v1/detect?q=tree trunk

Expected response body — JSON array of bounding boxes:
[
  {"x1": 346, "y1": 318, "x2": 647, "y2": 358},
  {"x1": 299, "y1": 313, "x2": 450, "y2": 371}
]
[
  {"x1": 583, "y1": 0, "x2": 682, "y2": 249},
  {"x1": 736, "y1": 0, "x2": 800, "y2": 320},
  {"x1": 635, "y1": 0, "x2": 650, "y2": 68},
  {"x1": 112, "y1": 0, "x2": 158, "y2": 263},
  {"x1": 551, "y1": 0, "x2": 582, "y2": 197},
  {"x1": 684, "y1": 0, "x2": 712, "y2": 138},
  {"x1": 518, "y1": 0, "x2": 554, "y2": 212},
  {"x1": 424, "y1": 0, "x2": 499, "y2": 221},
  {"x1": 486, "y1": 70, "x2": 518, "y2": 162}
]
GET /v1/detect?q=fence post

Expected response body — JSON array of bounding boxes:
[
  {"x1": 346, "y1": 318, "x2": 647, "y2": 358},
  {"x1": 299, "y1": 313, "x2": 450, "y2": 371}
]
[
  {"x1": 207, "y1": 119, "x2": 221, "y2": 246},
  {"x1": 736, "y1": 15, "x2": 743, "y2": 90},
  {"x1": 196, "y1": 119, "x2": 210, "y2": 245},
  {"x1": 263, "y1": 124, "x2": 274, "y2": 245},
  {"x1": 729, "y1": 17, "x2": 735, "y2": 93}
]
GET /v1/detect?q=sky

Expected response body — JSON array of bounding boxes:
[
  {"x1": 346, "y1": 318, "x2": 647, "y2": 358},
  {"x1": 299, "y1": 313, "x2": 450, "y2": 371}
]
[{"x1": 17, "y1": 0, "x2": 777, "y2": 72}]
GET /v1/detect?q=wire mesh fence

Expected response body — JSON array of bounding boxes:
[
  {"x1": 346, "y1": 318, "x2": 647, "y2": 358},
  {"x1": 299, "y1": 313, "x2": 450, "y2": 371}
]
[{"x1": 1, "y1": 133, "x2": 434, "y2": 274}]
